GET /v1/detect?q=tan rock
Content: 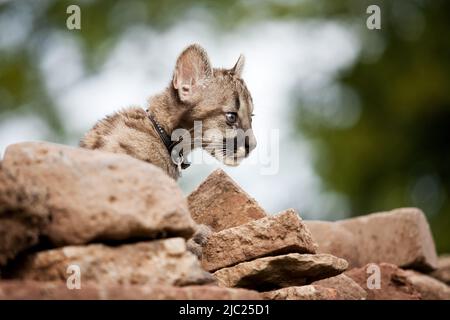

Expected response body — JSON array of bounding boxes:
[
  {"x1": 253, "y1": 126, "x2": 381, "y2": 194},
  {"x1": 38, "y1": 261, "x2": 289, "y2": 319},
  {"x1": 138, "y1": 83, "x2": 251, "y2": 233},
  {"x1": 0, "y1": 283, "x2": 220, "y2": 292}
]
[
  {"x1": 305, "y1": 220, "x2": 359, "y2": 267},
  {"x1": 0, "y1": 164, "x2": 49, "y2": 266},
  {"x1": 403, "y1": 270, "x2": 450, "y2": 300},
  {"x1": 188, "y1": 169, "x2": 266, "y2": 232},
  {"x1": 0, "y1": 163, "x2": 48, "y2": 216},
  {"x1": 0, "y1": 281, "x2": 261, "y2": 300},
  {"x1": 213, "y1": 253, "x2": 348, "y2": 291},
  {"x1": 1, "y1": 142, "x2": 196, "y2": 246},
  {"x1": 345, "y1": 263, "x2": 421, "y2": 300},
  {"x1": 431, "y1": 255, "x2": 450, "y2": 284},
  {"x1": 313, "y1": 274, "x2": 367, "y2": 300},
  {"x1": 306, "y1": 208, "x2": 438, "y2": 271},
  {"x1": 8, "y1": 238, "x2": 214, "y2": 286},
  {"x1": 262, "y1": 285, "x2": 337, "y2": 300},
  {"x1": 0, "y1": 217, "x2": 42, "y2": 267},
  {"x1": 202, "y1": 209, "x2": 317, "y2": 272}
]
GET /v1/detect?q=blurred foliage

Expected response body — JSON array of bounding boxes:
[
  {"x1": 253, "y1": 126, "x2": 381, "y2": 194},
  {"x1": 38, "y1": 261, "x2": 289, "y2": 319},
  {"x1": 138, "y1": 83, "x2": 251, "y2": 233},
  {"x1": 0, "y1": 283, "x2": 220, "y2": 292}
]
[
  {"x1": 295, "y1": 0, "x2": 450, "y2": 254},
  {"x1": 0, "y1": 0, "x2": 449, "y2": 252}
]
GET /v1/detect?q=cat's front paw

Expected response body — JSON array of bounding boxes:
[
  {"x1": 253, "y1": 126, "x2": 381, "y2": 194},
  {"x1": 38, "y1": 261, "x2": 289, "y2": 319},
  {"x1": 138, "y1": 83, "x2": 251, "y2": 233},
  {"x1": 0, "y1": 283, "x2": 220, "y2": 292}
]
[{"x1": 187, "y1": 224, "x2": 213, "y2": 259}]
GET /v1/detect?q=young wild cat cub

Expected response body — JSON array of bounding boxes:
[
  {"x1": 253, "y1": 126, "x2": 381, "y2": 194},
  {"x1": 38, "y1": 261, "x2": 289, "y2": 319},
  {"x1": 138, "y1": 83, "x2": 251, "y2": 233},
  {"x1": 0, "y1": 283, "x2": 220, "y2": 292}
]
[
  {"x1": 80, "y1": 44, "x2": 256, "y2": 180},
  {"x1": 80, "y1": 44, "x2": 257, "y2": 257}
]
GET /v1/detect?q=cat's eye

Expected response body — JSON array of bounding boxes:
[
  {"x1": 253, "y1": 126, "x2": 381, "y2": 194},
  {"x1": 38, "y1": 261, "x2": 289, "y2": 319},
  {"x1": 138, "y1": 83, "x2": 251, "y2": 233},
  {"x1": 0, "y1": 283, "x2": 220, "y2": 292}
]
[{"x1": 225, "y1": 112, "x2": 237, "y2": 125}]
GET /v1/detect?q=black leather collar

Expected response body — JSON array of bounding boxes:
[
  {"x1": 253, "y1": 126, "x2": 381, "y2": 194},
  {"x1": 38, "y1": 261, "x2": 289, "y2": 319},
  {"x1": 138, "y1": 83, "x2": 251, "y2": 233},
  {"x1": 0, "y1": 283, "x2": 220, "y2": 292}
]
[{"x1": 147, "y1": 110, "x2": 190, "y2": 170}]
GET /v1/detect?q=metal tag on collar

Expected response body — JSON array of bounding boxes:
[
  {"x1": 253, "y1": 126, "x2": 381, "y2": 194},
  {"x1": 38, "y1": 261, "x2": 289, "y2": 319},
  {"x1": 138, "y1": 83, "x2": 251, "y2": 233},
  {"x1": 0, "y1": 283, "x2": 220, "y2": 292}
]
[
  {"x1": 180, "y1": 160, "x2": 190, "y2": 169},
  {"x1": 176, "y1": 155, "x2": 184, "y2": 176},
  {"x1": 171, "y1": 150, "x2": 183, "y2": 175},
  {"x1": 170, "y1": 137, "x2": 190, "y2": 171}
]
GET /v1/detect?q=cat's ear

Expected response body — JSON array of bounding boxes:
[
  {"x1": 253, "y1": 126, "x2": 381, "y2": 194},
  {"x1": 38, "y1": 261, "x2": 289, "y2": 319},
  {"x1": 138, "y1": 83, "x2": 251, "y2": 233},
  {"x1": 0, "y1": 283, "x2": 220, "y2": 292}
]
[
  {"x1": 172, "y1": 44, "x2": 212, "y2": 104},
  {"x1": 231, "y1": 54, "x2": 245, "y2": 77}
]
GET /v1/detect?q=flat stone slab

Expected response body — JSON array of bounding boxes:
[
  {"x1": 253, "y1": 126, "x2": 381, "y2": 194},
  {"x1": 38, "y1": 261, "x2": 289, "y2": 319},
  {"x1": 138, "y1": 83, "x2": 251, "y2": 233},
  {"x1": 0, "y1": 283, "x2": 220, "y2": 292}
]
[
  {"x1": 213, "y1": 253, "x2": 348, "y2": 291},
  {"x1": 7, "y1": 238, "x2": 214, "y2": 287},
  {"x1": 0, "y1": 281, "x2": 261, "y2": 300},
  {"x1": 202, "y1": 209, "x2": 318, "y2": 272},
  {"x1": 306, "y1": 208, "x2": 438, "y2": 271},
  {"x1": 188, "y1": 169, "x2": 267, "y2": 232},
  {"x1": 262, "y1": 285, "x2": 337, "y2": 300}
]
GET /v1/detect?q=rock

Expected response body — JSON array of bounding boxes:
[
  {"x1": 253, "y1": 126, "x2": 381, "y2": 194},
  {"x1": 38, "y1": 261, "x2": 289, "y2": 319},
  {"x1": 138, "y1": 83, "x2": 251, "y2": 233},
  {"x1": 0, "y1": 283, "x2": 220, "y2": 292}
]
[
  {"x1": 262, "y1": 285, "x2": 337, "y2": 300},
  {"x1": 345, "y1": 263, "x2": 421, "y2": 300},
  {"x1": 403, "y1": 270, "x2": 450, "y2": 300},
  {"x1": 0, "y1": 217, "x2": 42, "y2": 267},
  {"x1": 431, "y1": 255, "x2": 450, "y2": 284},
  {"x1": 0, "y1": 281, "x2": 261, "y2": 300},
  {"x1": 213, "y1": 253, "x2": 348, "y2": 291},
  {"x1": 7, "y1": 238, "x2": 214, "y2": 287},
  {"x1": 0, "y1": 162, "x2": 48, "y2": 216},
  {"x1": 1, "y1": 142, "x2": 196, "y2": 246},
  {"x1": 0, "y1": 164, "x2": 49, "y2": 266},
  {"x1": 313, "y1": 274, "x2": 367, "y2": 300},
  {"x1": 202, "y1": 209, "x2": 318, "y2": 272},
  {"x1": 305, "y1": 221, "x2": 359, "y2": 268},
  {"x1": 306, "y1": 208, "x2": 438, "y2": 271},
  {"x1": 188, "y1": 169, "x2": 266, "y2": 232}
]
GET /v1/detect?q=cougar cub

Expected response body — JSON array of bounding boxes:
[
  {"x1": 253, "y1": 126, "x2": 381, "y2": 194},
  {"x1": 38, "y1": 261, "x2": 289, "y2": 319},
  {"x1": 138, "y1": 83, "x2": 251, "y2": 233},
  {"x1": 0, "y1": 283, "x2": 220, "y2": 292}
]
[{"x1": 80, "y1": 44, "x2": 257, "y2": 257}]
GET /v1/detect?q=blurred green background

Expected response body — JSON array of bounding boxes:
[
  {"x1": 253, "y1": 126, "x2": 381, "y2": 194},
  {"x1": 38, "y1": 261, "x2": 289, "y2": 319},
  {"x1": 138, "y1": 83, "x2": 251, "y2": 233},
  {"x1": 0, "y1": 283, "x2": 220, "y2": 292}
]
[{"x1": 0, "y1": 0, "x2": 449, "y2": 253}]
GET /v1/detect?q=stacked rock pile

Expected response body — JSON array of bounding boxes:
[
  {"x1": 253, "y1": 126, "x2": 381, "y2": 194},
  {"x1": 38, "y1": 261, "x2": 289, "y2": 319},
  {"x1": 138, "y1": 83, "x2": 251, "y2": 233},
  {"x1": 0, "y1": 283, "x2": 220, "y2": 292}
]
[
  {"x1": 188, "y1": 170, "x2": 450, "y2": 300},
  {"x1": 0, "y1": 142, "x2": 259, "y2": 299},
  {"x1": 0, "y1": 142, "x2": 449, "y2": 300}
]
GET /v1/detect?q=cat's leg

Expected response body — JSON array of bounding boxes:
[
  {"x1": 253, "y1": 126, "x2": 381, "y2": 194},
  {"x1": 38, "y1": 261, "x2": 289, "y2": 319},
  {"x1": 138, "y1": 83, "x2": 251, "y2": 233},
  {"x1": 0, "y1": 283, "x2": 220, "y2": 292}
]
[{"x1": 187, "y1": 224, "x2": 213, "y2": 259}]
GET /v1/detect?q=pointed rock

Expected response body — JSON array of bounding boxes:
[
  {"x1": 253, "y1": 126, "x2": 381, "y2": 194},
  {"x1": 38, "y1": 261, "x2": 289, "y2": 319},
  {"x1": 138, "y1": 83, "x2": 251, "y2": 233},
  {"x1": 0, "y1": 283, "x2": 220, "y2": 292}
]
[{"x1": 188, "y1": 169, "x2": 266, "y2": 232}]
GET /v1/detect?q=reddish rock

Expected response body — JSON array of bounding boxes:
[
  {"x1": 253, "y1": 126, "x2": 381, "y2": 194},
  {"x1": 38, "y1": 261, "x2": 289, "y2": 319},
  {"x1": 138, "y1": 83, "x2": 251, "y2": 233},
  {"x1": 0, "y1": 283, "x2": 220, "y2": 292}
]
[
  {"x1": 431, "y1": 255, "x2": 450, "y2": 285},
  {"x1": 313, "y1": 274, "x2": 367, "y2": 300},
  {"x1": 1, "y1": 142, "x2": 196, "y2": 247},
  {"x1": 8, "y1": 238, "x2": 214, "y2": 287},
  {"x1": 403, "y1": 270, "x2": 450, "y2": 300},
  {"x1": 346, "y1": 263, "x2": 421, "y2": 300},
  {"x1": 306, "y1": 208, "x2": 438, "y2": 271},
  {"x1": 262, "y1": 285, "x2": 337, "y2": 300},
  {"x1": 214, "y1": 253, "x2": 348, "y2": 291},
  {"x1": 0, "y1": 281, "x2": 261, "y2": 300},
  {"x1": 188, "y1": 169, "x2": 267, "y2": 232},
  {"x1": 305, "y1": 220, "x2": 359, "y2": 268},
  {"x1": 202, "y1": 209, "x2": 317, "y2": 272}
]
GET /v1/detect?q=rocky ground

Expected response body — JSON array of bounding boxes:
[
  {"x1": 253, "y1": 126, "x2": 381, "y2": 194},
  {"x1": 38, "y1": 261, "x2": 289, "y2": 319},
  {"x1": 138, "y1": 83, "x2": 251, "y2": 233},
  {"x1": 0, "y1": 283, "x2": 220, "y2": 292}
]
[{"x1": 0, "y1": 142, "x2": 449, "y2": 300}]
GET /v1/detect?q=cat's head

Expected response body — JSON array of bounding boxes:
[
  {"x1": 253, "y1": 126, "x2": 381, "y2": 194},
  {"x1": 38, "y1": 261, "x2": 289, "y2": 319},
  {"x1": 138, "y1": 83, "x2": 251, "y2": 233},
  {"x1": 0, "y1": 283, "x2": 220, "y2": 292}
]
[{"x1": 172, "y1": 44, "x2": 256, "y2": 166}]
